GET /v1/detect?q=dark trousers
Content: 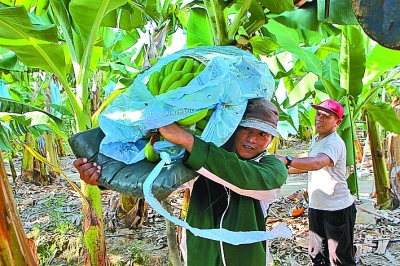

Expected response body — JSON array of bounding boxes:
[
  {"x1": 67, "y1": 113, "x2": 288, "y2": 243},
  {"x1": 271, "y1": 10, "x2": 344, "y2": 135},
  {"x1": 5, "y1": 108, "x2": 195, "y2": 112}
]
[{"x1": 308, "y1": 203, "x2": 357, "y2": 266}]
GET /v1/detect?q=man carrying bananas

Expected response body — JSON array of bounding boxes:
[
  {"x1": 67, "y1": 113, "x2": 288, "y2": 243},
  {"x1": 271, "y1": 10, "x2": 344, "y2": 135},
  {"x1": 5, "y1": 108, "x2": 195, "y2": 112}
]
[{"x1": 74, "y1": 97, "x2": 288, "y2": 266}]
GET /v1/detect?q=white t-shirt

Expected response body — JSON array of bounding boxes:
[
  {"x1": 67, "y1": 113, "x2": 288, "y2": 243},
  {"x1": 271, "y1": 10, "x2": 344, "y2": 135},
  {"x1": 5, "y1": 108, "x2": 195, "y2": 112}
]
[{"x1": 308, "y1": 132, "x2": 354, "y2": 211}]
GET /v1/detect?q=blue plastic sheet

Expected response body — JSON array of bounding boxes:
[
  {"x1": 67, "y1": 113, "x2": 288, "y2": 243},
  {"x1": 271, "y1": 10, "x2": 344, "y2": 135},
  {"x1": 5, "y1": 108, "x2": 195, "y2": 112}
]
[{"x1": 99, "y1": 46, "x2": 275, "y2": 164}]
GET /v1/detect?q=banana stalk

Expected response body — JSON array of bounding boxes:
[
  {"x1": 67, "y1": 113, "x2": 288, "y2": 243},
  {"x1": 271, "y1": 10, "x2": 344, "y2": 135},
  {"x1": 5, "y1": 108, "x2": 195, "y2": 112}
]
[
  {"x1": 21, "y1": 133, "x2": 35, "y2": 181},
  {"x1": 366, "y1": 112, "x2": 392, "y2": 208},
  {"x1": 203, "y1": 0, "x2": 229, "y2": 46},
  {"x1": 43, "y1": 132, "x2": 60, "y2": 180},
  {"x1": 0, "y1": 152, "x2": 39, "y2": 265},
  {"x1": 161, "y1": 199, "x2": 181, "y2": 266},
  {"x1": 227, "y1": 0, "x2": 252, "y2": 42}
]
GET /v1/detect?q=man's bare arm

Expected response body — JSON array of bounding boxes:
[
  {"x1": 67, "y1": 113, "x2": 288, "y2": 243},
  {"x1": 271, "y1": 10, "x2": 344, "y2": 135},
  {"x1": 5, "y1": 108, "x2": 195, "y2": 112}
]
[
  {"x1": 158, "y1": 123, "x2": 195, "y2": 153},
  {"x1": 276, "y1": 153, "x2": 333, "y2": 173}
]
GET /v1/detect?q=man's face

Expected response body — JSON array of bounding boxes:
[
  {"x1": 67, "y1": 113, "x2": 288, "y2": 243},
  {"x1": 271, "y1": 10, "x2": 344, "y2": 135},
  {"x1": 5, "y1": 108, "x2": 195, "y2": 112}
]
[
  {"x1": 314, "y1": 110, "x2": 341, "y2": 136},
  {"x1": 232, "y1": 127, "x2": 273, "y2": 159}
]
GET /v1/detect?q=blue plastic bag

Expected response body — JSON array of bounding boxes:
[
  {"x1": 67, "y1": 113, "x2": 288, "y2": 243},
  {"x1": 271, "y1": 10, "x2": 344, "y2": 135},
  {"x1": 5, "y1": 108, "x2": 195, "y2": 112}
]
[{"x1": 98, "y1": 46, "x2": 275, "y2": 164}]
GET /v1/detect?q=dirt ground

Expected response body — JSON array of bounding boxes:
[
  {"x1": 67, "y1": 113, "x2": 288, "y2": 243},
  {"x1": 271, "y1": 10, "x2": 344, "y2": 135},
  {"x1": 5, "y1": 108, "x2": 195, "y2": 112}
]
[{"x1": 5, "y1": 139, "x2": 400, "y2": 265}]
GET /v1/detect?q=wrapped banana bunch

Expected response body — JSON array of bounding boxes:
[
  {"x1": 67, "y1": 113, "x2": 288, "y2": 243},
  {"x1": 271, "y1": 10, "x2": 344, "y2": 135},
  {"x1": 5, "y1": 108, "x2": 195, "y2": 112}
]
[
  {"x1": 144, "y1": 56, "x2": 213, "y2": 163},
  {"x1": 146, "y1": 56, "x2": 205, "y2": 97}
]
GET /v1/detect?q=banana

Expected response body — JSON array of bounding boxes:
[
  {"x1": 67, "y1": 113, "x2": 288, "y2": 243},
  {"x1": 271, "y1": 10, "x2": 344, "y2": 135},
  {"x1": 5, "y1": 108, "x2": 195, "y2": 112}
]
[
  {"x1": 144, "y1": 138, "x2": 160, "y2": 162},
  {"x1": 172, "y1": 58, "x2": 186, "y2": 72},
  {"x1": 166, "y1": 80, "x2": 183, "y2": 93},
  {"x1": 191, "y1": 60, "x2": 200, "y2": 72},
  {"x1": 181, "y1": 73, "x2": 195, "y2": 86},
  {"x1": 159, "y1": 65, "x2": 167, "y2": 77},
  {"x1": 164, "y1": 60, "x2": 176, "y2": 75},
  {"x1": 176, "y1": 108, "x2": 208, "y2": 126},
  {"x1": 0, "y1": 100, "x2": 9, "y2": 112},
  {"x1": 205, "y1": 109, "x2": 214, "y2": 118},
  {"x1": 182, "y1": 58, "x2": 195, "y2": 73},
  {"x1": 194, "y1": 63, "x2": 206, "y2": 76},
  {"x1": 158, "y1": 75, "x2": 164, "y2": 84},
  {"x1": 194, "y1": 128, "x2": 203, "y2": 136},
  {"x1": 159, "y1": 71, "x2": 182, "y2": 94},
  {"x1": 196, "y1": 118, "x2": 208, "y2": 130},
  {"x1": 148, "y1": 71, "x2": 161, "y2": 96}
]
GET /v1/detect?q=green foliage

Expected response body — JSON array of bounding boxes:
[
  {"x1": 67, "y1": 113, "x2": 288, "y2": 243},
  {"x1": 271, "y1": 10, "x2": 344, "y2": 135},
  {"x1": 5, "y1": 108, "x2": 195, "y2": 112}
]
[
  {"x1": 44, "y1": 193, "x2": 79, "y2": 234},
  {"x1": 366, "y1": 102, "x2": 400, "y2": 134},
  {"x1": 316, "y1": 0, "x2": 358, "y2": 24},
  {"x1": 37, "y1": 241, "x2": 58, "y2": 266},
  {"x1": 128, "y1": 240, "x2": 150, "y2": 264},
  {"x1": 265, "y1": 20, "x2": 322, "y2": 76},
  {"x1": 1, "y1": 0, "x2": 400, "y2": 261},
  {"x1": 0, "y1": 6, "x2": 65, "y2": 75},
  {"x1": 186, "y1": 7, "x2": 214, "y2": 47},
  {"x1": 339, "y1": 25, "x2": 366, "y2": 99}
]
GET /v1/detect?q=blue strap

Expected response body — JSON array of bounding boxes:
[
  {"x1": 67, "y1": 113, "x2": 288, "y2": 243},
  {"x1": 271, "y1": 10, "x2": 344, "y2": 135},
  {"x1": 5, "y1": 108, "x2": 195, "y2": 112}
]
[{"x1": 143, "y1": 152, "x2": 292, "y2": 245}]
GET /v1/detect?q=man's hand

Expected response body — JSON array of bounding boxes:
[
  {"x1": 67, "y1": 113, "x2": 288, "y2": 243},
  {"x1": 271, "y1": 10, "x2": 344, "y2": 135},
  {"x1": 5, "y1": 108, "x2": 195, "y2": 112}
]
[{"x1": 73, "y1": 158, "x2": 101, "y2": 186}]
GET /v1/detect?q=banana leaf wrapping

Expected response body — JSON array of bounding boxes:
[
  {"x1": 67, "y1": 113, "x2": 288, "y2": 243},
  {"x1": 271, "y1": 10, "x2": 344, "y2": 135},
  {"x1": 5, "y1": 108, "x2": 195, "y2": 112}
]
[{"x1": 68, "y1": 127, "x2": 198, "y2": 200}]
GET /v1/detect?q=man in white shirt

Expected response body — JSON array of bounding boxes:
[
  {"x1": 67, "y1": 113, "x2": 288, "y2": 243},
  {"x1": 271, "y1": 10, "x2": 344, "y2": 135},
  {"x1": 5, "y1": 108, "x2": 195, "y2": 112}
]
[{"x1": 276, "y1": 99, "x2": 356, "y2": 266}]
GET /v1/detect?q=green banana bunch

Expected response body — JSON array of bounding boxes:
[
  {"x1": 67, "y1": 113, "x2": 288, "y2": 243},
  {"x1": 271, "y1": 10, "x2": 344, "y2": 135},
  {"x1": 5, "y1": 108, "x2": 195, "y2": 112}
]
[
  {"x1": 148, "y1": 71, "x2": 161, "y2": 96},
  {"x1": 181, "y1": 73, "x2": 195, "y2": 86},
  {"x1": 176, "y1": 109, "x2": 208, "y2": 126},
  {"x1": 146, "y1": 57, "x2": 206, "y2": 97},
  {"x1": 194, "y1": 109, "x2": 214, "y2": 135},
  {"x1": 196, "y1": 118, "x2": 208, "y2": 131},
  {"x1": 172, "y1": 58, "x2": 186, "y2": 72},
  {"x1": 144, "y1": 136, "x2": 160, "y2": 162},
  {"x1": 182, "y1": 58, "x2": 195, "y2": 73},
  {"x1": 159, "y1": 71, "x2": 183, "y2": 94}
]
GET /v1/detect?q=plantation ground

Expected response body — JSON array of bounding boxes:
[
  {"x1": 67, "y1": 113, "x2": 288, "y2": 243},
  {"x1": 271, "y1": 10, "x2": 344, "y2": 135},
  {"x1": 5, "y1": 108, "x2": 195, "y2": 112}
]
[{"x1": 5, "y1": 139, "x2": 400, "y2": 265}]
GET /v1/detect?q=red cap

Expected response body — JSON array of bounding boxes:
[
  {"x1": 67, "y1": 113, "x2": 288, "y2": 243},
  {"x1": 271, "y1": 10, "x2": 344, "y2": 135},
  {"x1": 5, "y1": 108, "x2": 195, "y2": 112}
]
[{"x1": 311, "y1": 99, "x2": 344, "y2": 119}]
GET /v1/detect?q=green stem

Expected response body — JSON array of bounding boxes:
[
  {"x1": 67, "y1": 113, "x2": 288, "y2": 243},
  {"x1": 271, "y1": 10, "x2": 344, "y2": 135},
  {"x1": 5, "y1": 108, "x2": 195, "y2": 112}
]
[
  {"x1": 352, "y1": 84, "x2": 381, "y2": 124},
  {"x1": 227, "y1": 0, "x2": 252, "y2": 42},
  {"x1": 366, "y1": 111, "x2": 391, "y2": 208},
  {"x1": 203, "y1": 0, "x2": 229, "y2": 46},
  {"x1": 77, "y1": 1, "x2": 109, "y2": 99},
  {"x1": 346, "y1": 97, "x2": 359, "y2": 198}
]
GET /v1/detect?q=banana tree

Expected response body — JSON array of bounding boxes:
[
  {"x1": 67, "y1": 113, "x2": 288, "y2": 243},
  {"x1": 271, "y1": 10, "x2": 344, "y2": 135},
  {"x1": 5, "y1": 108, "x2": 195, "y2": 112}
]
[
  {"x1": 0, "y1": 0, "x2": 182, "y2": 263},
  {"x1": 0, "y1": 106, "x2": 67, "y2": 265},
  {"x1": 0, "y1": 151, "x2": 39, "y2": 265},
  {"x1": 2, "y1": 0, "x2": 400, "y2": 263},
  {"x1": 1, "y1": 68, "x2": 70, "y2": 183},
  {"x1": 0, "y1": 1, "x2": 140, "y2": 264},
  {"x1": 357, "y1": 61, "x2": 400, "y2": 208},
  {"x1": 387, "y1": 99, "x2": 400, "y2": 203},
  {"x1": 243, "y1": 1, "x2": 400, "y2": 206}
]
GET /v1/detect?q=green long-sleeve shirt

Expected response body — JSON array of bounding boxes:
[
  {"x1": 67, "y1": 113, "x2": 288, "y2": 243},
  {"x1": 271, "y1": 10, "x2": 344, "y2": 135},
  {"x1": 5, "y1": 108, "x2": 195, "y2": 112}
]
[{"x1": 183, "y1": 138, "x2": 288, "y2": 266}]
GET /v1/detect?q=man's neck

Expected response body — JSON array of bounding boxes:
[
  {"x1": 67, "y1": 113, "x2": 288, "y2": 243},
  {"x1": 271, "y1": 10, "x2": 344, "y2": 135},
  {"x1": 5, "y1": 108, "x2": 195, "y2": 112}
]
[{"x1": 317, "y1": 131, "x2": 335, "y2": 141}]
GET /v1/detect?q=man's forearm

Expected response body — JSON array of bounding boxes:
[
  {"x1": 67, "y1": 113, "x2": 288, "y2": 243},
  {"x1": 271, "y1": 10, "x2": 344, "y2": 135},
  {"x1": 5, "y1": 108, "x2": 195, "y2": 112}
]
[
  {"x1": 158, "y1": 123, "x2": 195, "y2": 153},
  {"x1": 288, "y1": 167, "x2": 308, "y2": 174},
  {"x1": 276, "y1": 153, "x2": 332, "y2": 172}
]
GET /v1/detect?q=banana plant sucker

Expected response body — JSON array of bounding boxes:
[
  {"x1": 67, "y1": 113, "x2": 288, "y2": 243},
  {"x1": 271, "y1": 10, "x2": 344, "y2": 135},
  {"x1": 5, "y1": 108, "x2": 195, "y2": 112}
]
[{"x1": 203, "y1": 0, "x2": 229, "y2": 45}]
